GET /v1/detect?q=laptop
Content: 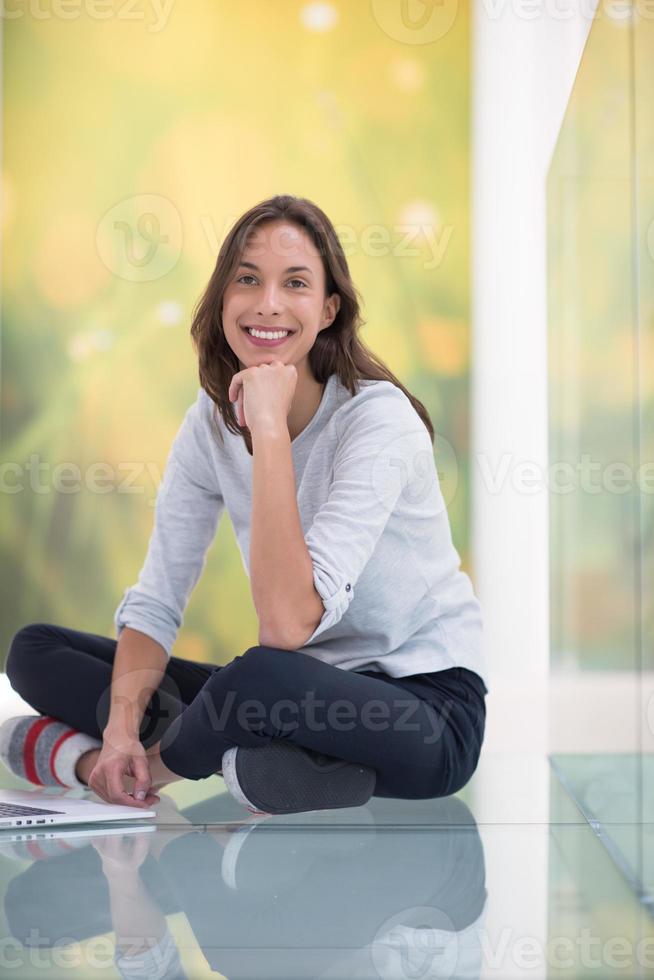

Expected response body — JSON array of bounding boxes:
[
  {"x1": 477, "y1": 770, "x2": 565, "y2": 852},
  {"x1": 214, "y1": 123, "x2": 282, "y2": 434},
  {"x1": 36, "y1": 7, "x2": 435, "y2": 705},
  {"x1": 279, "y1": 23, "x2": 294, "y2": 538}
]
[
  {"x1": 0, "y1": 821, "x2": 156, "y2": 849},
  {"x1": 0, "y1": 788, "x2": 157, "y2": 830}
]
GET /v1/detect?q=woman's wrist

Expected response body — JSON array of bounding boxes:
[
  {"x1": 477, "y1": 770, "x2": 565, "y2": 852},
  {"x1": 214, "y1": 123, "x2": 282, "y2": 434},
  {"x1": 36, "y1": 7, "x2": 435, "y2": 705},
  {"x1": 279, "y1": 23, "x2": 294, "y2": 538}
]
[
  {"x1": 102, "y1": 720, "x2": 141, "y2": 744},
  {"x1": 102, "y1": 861, "x2": 143, "y2": 883}
]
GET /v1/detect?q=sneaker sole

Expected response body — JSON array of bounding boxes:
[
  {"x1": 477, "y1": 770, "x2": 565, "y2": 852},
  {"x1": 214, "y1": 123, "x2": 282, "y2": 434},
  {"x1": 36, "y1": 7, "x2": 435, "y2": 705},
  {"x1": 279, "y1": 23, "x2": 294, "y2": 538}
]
[{"x1": 222, "y1": 741, "x2": 376, "y2": 815}]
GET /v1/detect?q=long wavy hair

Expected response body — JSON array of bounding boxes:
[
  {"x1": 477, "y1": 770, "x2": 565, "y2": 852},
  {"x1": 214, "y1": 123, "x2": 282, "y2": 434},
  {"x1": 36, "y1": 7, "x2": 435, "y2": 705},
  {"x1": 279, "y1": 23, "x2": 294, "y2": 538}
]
[{"x1": 189, "y1": 194, "x2": 434, "y2": 456}]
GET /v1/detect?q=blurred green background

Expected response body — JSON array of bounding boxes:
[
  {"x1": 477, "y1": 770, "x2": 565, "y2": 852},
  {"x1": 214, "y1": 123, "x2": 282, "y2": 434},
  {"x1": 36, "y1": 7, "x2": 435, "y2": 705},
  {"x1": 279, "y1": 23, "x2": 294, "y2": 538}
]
[
  {"x1": 1, "y1": 0, "x2": 472, "y2": 667},
  {"x1": 548, "y1": 12, "x2": 653, "y2": 675}
]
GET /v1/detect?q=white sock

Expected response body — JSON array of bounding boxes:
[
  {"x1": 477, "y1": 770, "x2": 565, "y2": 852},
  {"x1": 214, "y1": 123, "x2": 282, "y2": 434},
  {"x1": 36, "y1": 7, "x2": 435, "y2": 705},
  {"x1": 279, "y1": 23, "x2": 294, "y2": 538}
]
[{"x1": 0, "y1": 714, "x2": 101, "y2": 789}]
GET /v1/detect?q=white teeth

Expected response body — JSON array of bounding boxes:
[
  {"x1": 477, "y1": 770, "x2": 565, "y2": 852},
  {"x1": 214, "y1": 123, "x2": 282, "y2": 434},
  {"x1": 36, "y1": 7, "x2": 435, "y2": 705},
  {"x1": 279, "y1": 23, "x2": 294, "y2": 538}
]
[{"x1": 246, "y1": 328, "x2": 289, "y2": 340}]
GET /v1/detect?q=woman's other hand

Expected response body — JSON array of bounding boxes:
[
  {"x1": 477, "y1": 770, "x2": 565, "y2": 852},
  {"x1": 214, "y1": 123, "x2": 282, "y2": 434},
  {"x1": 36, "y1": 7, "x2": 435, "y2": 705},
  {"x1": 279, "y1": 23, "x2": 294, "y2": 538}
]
[{"x1": 88, "y1": 734, "x2": 160, "y2": 809}]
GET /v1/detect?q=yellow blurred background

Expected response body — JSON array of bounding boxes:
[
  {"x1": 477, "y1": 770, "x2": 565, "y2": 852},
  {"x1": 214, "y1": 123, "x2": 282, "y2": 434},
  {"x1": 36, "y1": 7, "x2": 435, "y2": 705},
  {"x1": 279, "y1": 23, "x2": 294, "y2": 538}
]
[{"x1": 1, "y1": 0, "x2": 472, "y2": 665}]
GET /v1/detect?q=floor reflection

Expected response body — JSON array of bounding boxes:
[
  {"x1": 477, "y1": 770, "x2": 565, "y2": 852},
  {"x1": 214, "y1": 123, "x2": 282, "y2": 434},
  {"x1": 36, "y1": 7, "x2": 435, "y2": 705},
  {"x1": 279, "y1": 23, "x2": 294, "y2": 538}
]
[{"x1": 1, "y1": 793, "x2": 487, "y2": 979}]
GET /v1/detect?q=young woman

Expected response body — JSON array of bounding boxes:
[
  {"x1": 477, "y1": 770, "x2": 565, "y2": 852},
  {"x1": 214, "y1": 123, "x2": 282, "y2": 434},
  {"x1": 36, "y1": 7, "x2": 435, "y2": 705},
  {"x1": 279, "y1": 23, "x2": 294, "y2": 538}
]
[{"x1": 1, "y1": 194, "x2": 489, "y2": 816}]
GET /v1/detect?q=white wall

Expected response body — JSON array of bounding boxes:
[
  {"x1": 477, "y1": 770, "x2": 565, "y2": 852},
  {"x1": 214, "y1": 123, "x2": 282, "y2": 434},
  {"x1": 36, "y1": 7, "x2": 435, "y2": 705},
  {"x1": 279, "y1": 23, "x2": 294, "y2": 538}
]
[
  {"x1": 471, "y1": 0, "x2": 597, "y2": 755},
  {"x1": 471, "y1": 9, "x2": 599, "y2": 969}
]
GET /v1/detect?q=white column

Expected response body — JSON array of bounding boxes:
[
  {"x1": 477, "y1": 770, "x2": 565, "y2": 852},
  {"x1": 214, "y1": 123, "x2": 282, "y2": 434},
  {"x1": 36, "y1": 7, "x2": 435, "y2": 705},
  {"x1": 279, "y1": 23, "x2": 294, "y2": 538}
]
[
  {"x1": 471, "y1": 0, "x2": 595, "y2": 757},
  {"x1": 470, "y1": 9, "x2": 597, "y2": 975}
]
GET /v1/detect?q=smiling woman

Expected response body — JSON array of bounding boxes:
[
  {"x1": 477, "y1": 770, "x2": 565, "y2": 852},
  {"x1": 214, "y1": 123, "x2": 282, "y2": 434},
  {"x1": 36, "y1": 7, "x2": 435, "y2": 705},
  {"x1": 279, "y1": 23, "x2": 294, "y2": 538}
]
[
  {"x1": 219, "y1": 218, "x2": 341, "y2": 444},
  {"x1": 3, "y1": 194, "x2": 488, "y2": 818},
  {"x1": 188, "y1": 194, "x2": 434, "y2": 457}
]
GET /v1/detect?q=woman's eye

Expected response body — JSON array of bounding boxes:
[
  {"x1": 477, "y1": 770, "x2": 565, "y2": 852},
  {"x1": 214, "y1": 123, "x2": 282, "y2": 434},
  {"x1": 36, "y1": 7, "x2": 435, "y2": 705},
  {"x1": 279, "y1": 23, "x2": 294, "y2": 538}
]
[{"x1": 236, "y1": 275, "x2": 307, "y2": 288}]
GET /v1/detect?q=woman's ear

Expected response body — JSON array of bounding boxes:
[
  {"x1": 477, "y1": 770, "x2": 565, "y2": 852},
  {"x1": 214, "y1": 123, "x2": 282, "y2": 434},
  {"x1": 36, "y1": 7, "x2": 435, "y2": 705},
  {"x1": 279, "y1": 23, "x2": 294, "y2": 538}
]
[{"x1": 322, "y1": 294, "x2": 340, "y2": 331}]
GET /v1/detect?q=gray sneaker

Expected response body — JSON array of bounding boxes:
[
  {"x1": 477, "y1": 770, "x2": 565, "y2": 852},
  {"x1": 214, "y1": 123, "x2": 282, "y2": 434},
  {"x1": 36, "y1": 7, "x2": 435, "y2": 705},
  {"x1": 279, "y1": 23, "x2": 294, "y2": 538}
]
[{"x1": 221, "y1": 741, "x2": 377, "y2": 815}]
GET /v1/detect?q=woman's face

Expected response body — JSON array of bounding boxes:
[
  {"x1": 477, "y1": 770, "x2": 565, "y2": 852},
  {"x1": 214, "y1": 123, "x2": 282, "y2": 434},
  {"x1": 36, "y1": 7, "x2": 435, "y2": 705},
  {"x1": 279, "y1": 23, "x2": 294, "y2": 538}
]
[{"x1": 221, "y1": 220, "x2": 340, "y2": 373}]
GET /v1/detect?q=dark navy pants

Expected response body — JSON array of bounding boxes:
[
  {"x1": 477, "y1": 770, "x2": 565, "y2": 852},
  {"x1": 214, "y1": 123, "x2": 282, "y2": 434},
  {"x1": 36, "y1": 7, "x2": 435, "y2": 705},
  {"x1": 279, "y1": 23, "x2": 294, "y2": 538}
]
[{"x1": 5, "y1": 623, "x2": 487, "y2": 800}]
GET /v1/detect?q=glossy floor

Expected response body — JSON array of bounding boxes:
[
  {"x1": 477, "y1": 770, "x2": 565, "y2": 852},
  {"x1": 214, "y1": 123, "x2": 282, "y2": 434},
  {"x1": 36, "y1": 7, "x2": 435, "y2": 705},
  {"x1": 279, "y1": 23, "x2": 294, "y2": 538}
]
[
  {"x1": 550, "y1": 753, "x2": 654, "y2": 913},
  {"x1": 0, "y1": 746, "x2": 652, "y2": 980}
]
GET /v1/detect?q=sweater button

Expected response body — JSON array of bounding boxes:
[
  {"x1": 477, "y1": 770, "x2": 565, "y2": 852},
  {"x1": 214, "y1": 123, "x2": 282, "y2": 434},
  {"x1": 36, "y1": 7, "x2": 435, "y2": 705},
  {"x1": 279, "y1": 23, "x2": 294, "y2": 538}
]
[{"x1": 345, "y1": 583, "x2": 351, "y2": 592}]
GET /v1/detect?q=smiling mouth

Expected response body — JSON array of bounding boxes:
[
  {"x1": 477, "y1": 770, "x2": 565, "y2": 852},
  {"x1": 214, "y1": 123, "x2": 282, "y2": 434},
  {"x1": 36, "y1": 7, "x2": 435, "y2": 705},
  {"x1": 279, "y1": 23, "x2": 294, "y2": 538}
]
[
  {"x1": 242, "y1": 326, "x2": 295, "y2": 341},
  {"x1": 241, "y1": 326, "x2": 295, "y2": 334}
]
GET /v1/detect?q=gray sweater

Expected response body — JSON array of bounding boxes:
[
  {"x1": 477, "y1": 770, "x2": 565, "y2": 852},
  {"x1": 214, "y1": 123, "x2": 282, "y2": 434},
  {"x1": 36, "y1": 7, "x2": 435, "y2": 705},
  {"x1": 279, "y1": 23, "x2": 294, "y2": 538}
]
[{"x1": 114, "y1": 373, "x2": 489, "y2": 693}]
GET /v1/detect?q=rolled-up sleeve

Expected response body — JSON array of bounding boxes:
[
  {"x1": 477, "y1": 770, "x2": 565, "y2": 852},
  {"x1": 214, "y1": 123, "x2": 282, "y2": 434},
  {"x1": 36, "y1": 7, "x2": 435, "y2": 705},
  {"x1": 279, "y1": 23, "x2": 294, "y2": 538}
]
[
  {"x1": 302, "y1": 394, "x2": 430, "y2": 644},
  {"x1": 114, "y1": 392, "x2": 224, "y2": 658}
]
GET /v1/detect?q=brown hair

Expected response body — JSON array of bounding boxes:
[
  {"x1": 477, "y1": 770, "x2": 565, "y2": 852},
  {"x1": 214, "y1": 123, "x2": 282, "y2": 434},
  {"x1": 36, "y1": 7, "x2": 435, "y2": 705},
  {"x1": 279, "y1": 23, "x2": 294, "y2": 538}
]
[{"x1": 189, "y1": 194, "x2": 434, "y2": 456}]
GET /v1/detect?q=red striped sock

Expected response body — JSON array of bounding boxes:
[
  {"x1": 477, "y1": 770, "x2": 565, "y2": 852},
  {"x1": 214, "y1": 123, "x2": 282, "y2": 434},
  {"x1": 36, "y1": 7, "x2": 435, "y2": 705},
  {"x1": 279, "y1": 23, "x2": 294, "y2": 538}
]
[{"x1": 0, "y1": 715, "x2": 102, "y2": 789}]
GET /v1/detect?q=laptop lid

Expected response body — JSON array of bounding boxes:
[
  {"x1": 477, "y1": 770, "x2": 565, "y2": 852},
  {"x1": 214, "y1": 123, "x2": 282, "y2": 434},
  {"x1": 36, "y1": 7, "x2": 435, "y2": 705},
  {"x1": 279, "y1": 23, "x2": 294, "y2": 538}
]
[{"x1": 0, "y1": 788, "x2": 156, "y2": 830}]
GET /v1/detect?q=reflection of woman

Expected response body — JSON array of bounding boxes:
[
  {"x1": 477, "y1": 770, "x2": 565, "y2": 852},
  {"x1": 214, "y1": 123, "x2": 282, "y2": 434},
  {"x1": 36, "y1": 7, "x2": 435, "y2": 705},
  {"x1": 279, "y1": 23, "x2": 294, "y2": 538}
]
[
  {"x1": 4, "y1": 794, "x2": 488, "y2": 980},
  {"x1": 1, "y1": 194, "x2": 489, "y2": 816},
  {"x1": 91, "y1": 827, "x2": 186, "y2": 980}
]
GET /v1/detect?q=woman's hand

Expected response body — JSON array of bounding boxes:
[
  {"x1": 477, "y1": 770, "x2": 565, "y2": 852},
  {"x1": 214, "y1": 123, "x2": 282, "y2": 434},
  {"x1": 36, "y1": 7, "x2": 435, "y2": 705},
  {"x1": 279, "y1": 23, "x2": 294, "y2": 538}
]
[
  {"x1": 91, "y1": 829, "x2": 152, "y2": 873},
  {"x1": 228, "y1": 361, "x2": 297, "y2": 434},
  {"x1": 88, "y1": 734, "x2": 160, "y2": 809}
]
